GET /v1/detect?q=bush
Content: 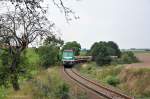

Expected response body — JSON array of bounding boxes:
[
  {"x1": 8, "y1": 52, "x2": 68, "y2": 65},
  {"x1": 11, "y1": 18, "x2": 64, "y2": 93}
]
[
  {"x1": 120, "y1": 51, "x2": 138, "y2": 64},
  {"x1": 0, "y1": 49, "x2": 30, "y2": 87},
  {"x1": 8, "y1": 67, "x2": 70, "y2": 99},
  {"x1": 95, "y1": 52, "x2": 111, "y2": 66},
  {"x1": 111, "y1": 51, "x2": 138, "y2": 65},
  {"x1": 38, "y1": 46, "x2": 60, "y2": 68},
  {"x1": 105, "y1": 76, "x2": 120, "y2": 86},
  {"x1": 55, "y1": 82, "x2": 69, "y2": 99}
]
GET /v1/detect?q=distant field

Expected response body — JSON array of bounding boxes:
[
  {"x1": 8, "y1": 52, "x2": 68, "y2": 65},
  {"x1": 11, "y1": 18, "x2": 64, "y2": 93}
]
[{"x1": 133, "y1": 51, "x2": 150, "y2": 54}]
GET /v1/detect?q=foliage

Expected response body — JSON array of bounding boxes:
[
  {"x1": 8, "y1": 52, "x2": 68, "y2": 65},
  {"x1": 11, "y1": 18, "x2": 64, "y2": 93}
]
[
  {"x1": 6, "y1": 66, "x2": 88, "y2": 99},
  {"x1": 0, "y1": 48, "x2": 40, "y2": 98},
  {"x1": 62, "y1": 41, "x2": 81, "y2": 56},
  {"x1": 107, "y1": 41, "x2": 121, "y2": 57},
  {"x1": 80, "y1": 49, "x2": 88, "y2": 56},
  {"x1": 5, "y1": 67, "x2": 70, "y2": 99},
  {"x1": 38, "y1": 46, "x2": 60, "y2": 68},
  {"x1": 0, "y1": 86, "x2": 7, "y2": 99},
  {"x1": 105, "y1": 76, "x2": 120, "y2": 86},
  {"x1": 44, "y1": 35, "x2": 64, "y2": 47},
  {"x1": 121, "y1": 51, "x2": 138, "y2": 63},
  {"x1": 113, "y1": 51, "x2": 139, "y2": 64},
  {"x1": 89, "y1": 41, "x2": 121, "y2": 66},
  {"x1": 0, "y1": 1, "x2": 53, "y2": 90},
  {"x1": 0, "y1": 49, "x2": 29, "y2": 87},
  {"x1": 89, "y1": 41, "x2": 138, "y2": 66},
  {"x1": 95, "y1": 47, "x2": 111, "y2": 66},
  {"x1": 77, "y1": 62, "x2": 123, "y2": 81},
  {"x1": 23, "y1": 48, "x2": 40, "y2": 80},
  {"x1": 38, "y1": 35, "x2": 63, "y2": 68},
  {"x1": 0, "y1": 0, "x2": 77, "y2": 91}
]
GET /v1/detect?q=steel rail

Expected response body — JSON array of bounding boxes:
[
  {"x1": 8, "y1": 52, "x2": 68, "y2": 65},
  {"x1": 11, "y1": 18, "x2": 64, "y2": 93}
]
[
  {"x1": 71, "y1": 68, "x2": 133, "y2": 99},
  {"x1": 63, "y1": 67, "x2": 133, "y2": 99}
]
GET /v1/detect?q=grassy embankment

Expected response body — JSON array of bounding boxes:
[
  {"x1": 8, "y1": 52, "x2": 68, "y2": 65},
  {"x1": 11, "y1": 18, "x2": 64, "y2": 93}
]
[
  {"x1": 0, "y1": 48, "x2": 87, "y2": 99},
  {"x1": 76, "y1": 62, "x2": 150, "y2": 99}
]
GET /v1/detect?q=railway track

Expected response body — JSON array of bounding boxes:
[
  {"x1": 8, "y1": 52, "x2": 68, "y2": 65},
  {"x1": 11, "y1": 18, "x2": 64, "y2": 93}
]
[{"x1": 63, "y1": 67, "x2": 133, "y2": 99}]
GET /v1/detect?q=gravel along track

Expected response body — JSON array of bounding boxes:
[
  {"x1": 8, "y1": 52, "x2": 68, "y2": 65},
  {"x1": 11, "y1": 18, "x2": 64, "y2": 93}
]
[{"x1": 64, "y1": 67, "x2": 133, "y2": 99}]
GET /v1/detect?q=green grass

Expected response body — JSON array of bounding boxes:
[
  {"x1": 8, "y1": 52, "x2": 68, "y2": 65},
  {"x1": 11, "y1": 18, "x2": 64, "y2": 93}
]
[{"x1": 76, "y1": 62, "x2": 123, "y2": 83}]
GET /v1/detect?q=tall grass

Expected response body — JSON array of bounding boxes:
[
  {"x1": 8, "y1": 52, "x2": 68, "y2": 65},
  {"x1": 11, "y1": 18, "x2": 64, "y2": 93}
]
[
  {"x1": 6, "y1": 66, "x2": 87, "y2": 99},
  {"x1": 77, "y1": 62, "x2": 123, "y2": 83},
  {"x1": 118, "y1": 68, "x2": 150, "y2": 98},
  {"x1": 6, "y1": 67, "x2": 69, "y2": 99},
  {"x1": 76, "y1": 62, "x2": 150, "y2": 98}
]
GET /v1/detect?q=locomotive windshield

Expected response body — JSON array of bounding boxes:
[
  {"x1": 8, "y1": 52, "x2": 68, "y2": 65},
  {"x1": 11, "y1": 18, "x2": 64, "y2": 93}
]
[{"x1": 63, "y1": 51, "x2": 74, "y2": 57}]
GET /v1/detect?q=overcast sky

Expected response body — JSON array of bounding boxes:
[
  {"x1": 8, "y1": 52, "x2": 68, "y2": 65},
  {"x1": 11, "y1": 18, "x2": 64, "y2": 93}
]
[
  {"x1": 48, "y1": 0, "x2": 150, "y2": 49},
  {"x1": 1, "y1": 0, "x2": 149, "y2": 49}
]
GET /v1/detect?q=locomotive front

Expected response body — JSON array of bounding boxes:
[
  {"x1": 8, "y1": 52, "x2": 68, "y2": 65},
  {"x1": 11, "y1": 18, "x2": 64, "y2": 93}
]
[{"x1": 62, "y1": 50, "x2": 76, "y2": 67}]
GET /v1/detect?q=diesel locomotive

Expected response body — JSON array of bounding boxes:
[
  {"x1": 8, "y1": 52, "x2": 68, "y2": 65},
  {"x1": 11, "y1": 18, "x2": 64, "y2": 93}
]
[{"x1": 62, "y1": 49, "x2": 91, "y2": 67}]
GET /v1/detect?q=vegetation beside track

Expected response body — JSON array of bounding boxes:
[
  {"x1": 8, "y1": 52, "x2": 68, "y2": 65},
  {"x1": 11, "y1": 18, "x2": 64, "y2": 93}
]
[
  {"x1": 0, "y1": 48, "x2": 87, "y2": 99},
  {"x1": 6, "y1": 66, "x2": 87, "y2": 99},
  {"x1": 76, "y1": 62, "x2": 150, "y2": 99}
]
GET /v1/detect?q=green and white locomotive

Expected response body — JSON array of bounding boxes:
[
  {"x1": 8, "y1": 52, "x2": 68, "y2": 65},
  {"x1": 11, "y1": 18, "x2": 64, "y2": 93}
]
[
  {"x1": 62, "y1": 50, "x2": 76, "y2": 67},
  {"x1": 62, "y1": 49, "x2": 92, "y2": 67}
]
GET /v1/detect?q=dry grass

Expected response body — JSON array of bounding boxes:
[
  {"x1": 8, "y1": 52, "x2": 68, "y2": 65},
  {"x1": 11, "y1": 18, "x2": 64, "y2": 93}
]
[
  {"x1": 6, "y1": 67, "x2": 69, "y2": 99},
  {"x1": 118, "y1": 67, "x2": 150, "y2": 98},
  {"x1": 77, "y1": 62, "x2": 150, "y2": 98},
  {"x1": 5, "y1": 66, "x2": 87, "y2": 99}
]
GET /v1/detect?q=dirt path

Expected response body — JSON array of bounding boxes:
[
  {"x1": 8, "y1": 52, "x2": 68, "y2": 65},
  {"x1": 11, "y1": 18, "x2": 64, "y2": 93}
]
[{"x1": 125, "y1": 53, "x2": 150, "y2": 68}]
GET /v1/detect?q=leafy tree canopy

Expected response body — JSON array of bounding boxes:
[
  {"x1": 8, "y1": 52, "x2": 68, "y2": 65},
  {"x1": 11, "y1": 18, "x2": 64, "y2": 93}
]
[
  {"x1": 89, "y1": 41, "x2": 121, "y2": 66},
  {"x1": 44, "y1": 35, "x2": 64, "y2": 47},
  {"x1": 62, "y1": 41, "x2": 81, "y2": 56}
]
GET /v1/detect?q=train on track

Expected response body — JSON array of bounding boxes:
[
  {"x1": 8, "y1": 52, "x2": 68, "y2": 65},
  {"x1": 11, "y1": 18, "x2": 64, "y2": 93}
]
[{"x1": 62, "y1": 50, "x2": 92, "y2": 67}]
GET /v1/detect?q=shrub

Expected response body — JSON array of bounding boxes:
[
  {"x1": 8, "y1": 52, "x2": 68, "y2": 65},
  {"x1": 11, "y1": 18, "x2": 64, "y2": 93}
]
[
  {"x1": 38, "y1": 46, "x2": 60, "y2": 68},
  {"x1": 111, "y1": 51, "x2": 139, "y2": 64},
  {"x1": 95, "y1": 52, "x2": 111, "y2": 66},
  {"x1": 12, "y1": 67, "x2": 70, "y2": 99},
  {"x1": 55, "y1": 82, "x2": 69, "y2": 99},
  {"x1": 120, "y1": 51, "x2": 138, "y2": 64},
  {"x1": 105, "y1": 76, "x2": 120, "y2": 86}
]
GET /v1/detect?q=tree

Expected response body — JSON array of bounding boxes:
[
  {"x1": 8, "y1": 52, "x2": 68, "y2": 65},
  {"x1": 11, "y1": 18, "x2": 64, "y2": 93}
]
[
  {"x1": 107, "y1": 41, "x2": 121, "y2": 57},
  {"x1": 38, "y1": 36, "x2": 64, "y2": 68},
  {"x1": 120, "y1": 51, "x2": 138, "y2": 64},
  {"x1": 89, "y1": 42, "x2": 99, "y2": 60},
  {"x1": 90, "y1": 41, "x2": 108, "y2": 61},
  {"x1": 89, "y1": 41, "x2": 121, "y2": 66},
  {"x1": 0, "y1": 5, "x2": 53, "y2": 91},
  {"x1": 38, "y1": 46, "x2": 60, "y2": 68},
  {"x1": 96, "y1": 51, "x2": 111, "y2": 66},
  {"x1": 62, "y1": 41, "x2": 81, "y2": 56},
  {"x1": 5, "y1": 0, "x2": 78, "y2": 22},
  {"x1": 0, "y1": 0, "x2": 77, "y2": 91},
  {"x1": 94, "y1": 42, "x2": 111, "y2": 66},
  {"x1": 44, "y1": 35, "x2": 64, "y2": 47}
]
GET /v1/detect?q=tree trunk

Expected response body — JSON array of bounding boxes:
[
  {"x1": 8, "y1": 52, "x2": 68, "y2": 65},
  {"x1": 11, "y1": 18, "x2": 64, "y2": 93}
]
[
  {"x1": 12, "y1": 74, "x2": 20, "y2": 91},
  {"x1": 10, "y1": 49, "x2": 21, "y2": 91}
]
